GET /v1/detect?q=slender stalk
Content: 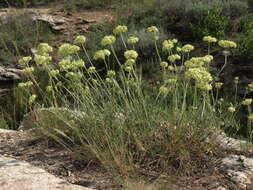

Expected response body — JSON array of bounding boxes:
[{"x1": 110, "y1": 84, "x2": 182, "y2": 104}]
[{"x1": 155, "y1": 40, "x2": 161, "y2": 63}]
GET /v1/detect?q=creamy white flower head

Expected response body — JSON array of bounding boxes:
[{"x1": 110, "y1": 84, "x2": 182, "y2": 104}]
[
  {"x1": 103, "y1": 49, "x2": 111, "y2": 56},
  {"x1": 124, "y1": 50, "x2": 138, "y2": 60},
  {"x1": 37, "y1": 43, "x2": 53, "y2": 56},
  {"x1": 218, "y1": 40, "x2": 237, "y2": 49},
  {"x1": 50, "y1": 69, "x2": 60, "y2": 77},
  {"x1": 162, "y1": 40, "x2": 174, "y2": 52},
  {"x1": 113, "y1": 25, "x2": 128, "y2": 36},
  {"x1": 124, "y1": 59, "x2": 135, "y2": 66},
  {"x1": 160, "y1": 61, "x2": 168, "y2": 68},
  {"x1": 58, "y1": 43, "x2": 80, "y2": 57},
  {"x1": 101, "y1": 35, "x2": 116, "y2": 46},
  {"x1": 242, "y1": 98, "x2": 252, "y2": 105},
  {"x1": 107, "y1": 70, "x2": 116, "y2": 78},
  {"x1": 147, "y1": 26, "x2": 159, "y2": 33},
  {"x1": 74, "y1": 35, "x2": 86, "y2": 45},
  {"x1": 168, "y1": 54, "x2": 181, "y2": 62},
  {"x1": 18, "y1": 56, "x2": 32, "y2": 65},
  {"x1": 127, "y1": 36, "x2": 139, "y2": 44},
  {"x1": 159, "y1": 86, "x2": 169, "y2": 94},
  {"x1": 18, "y1": 81, "x2": 33, "y2": 88},
  {"x1": 182, "y1": 44, "x2": 194, "y2": 53},
  {"x1": 228, "y1": 106, "x2": 236, "y2": 113},
  {"x1": 203, "y1": 36, "x2": 217, "y2": 43},
  {"x1": 249, "y1": 113, "x2": 253, "y2": 121},
  {"x1": 94, "y1": 50, "x2": 106, "y2": 60},
  {"x1": 34, "y1": 55, "x2": 52, "y2": 66},
  {"x1": 22, "y1": 67, "x2": 34, "y2": 74},
  {"x1": 28, "y1": 94, "x2": 37, "y2": 105},
  {"x1": 88, "y1": 66, "x2": 96, "y2": 74}
]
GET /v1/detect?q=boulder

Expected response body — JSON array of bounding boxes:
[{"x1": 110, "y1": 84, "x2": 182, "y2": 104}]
[{"x1": 0, "y1": 156, "x2": 93, "y2": 190}]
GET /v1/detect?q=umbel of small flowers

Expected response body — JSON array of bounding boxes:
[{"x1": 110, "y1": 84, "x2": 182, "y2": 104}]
[
  {"x1": 101, "y1": 35, "x2": 116, "y2": 46},
  {"x1": 74, "y1": 35, "x2": 86, "y2": 45},
  {"x1": 58, "y1": 43, "x2": 80, "y2": 57},
  {"x1": 113, "y1": 25, "x2": 128, "y2": 36},
  {"x1": 185, "y1": 67, "x2": 213, "y2": 91}
]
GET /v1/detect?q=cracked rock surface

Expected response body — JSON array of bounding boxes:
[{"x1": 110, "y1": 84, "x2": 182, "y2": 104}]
[{"x1": 0, "y1": 155, "x2": 93, "y2": 190}]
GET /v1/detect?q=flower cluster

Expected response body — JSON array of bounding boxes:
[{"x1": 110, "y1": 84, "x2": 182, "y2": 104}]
[
  {"x1": 93, "y1": 49, "x2": 111, "y2": 60},
  {"x1": 22, "y1": 67, "x2": 34, "y2": 74},
  {"x1": 28, "y1": 94, "x2": 37, "y2": 105},
  {"x1": 107, "y1": 70, "x2": 116, "y2": 78},
  {"x1": 37, "y1": 43, "x2": 53, "y2": 56},
  {"x1": 147, "y1": 26, "x2": 159, "y2": 34},
  {"x1": 166, "y1": 78, "x2": 177, "y2": 84},
  {"x1": 50, "y1": 69, "x2": 60, "y2": 77},
  {"x1": 159, "y1": 86, "x2": 169, "y2": 94},
  {"x1": 242, "y1": 98, "x2": 252, "y2": 105},
  {"x1": 46, "y1": 85, "x2": 53, "y2": 93},
  {"x1": 65, "y1": 72, "x2": 82, "y2": 80},
  {"x1": 88, "y1": 66, "x2": 96, "y2": 74},
  {"x1": 168, "y1": 54, "x2": 181, "y2": 62},
  {"x1": 160, "y1": 61, "x2": 168, "y2": 68},
  {"x1": 218, "y1": 40, "x2": 237, "y2": 49},
  {"x1": 248, "y1": 82, "x2": 253, "y2": 92},
  {"x1": 58, "y1": 43, "x2": 80, "y2": 57},
  {"x1": 113, "y1": 25, "x2": 128, "y2": 36},
  {"x1": 74, "y1": 35, "x2": 86, "y2": 45},
  {"x1": 124, "y1": 59, "x2": 135, "y2": 66},
  {"x1": 18, "y1": 81, "x2": 33, "y2": 88},
  {"x1": 249, "y1": 114, "x2": 253, "y2": 121},
  {"x1": 58, "y1": 59, "x2": 84, "y2": 71},
  {"x1": 234, "y1": 77, "x2": 239, "y2": 84},
  {"x1": 228, "y1": 106, "x2": 236, "y2": 113},
  {"x1": 162, "y1": 40, "x2": 175, "y2": 52},
  {"x1": 184, "y1": 57, "x2": 204, "y2": 68},
  {"x1": 201, "y1": 55, "x2": 213, "y2": 64},
  {"x1": 124, "y1": 50, "x2": 138, "y2": 60},
  {"x1": 202, "y1": 36, "x2": 217, "y2": 43},
  {"x1": 18, "y1": 56, "x2": 32, "y2": 65},
  {"x1": 181, "y1": 44, "x2": 194, "y2": 53},
  {"x1": 185, "y1": 67, "x2": 213, "y2": 90},
  {"x1": 146, "y1": 26, "x2": 159, "y2": 40},
  {"x1": 34, "y1": 55, "x2": 52, "y2": 66},
  {"x1": 101, "y1": 35, "x2": 116, "y2": 46},
  {"x1": 214, "y1": 82, "x2": 223, "y2": 89},
  {"x1": 127, "y1": 36, "x2": 139, "y2": 44}
]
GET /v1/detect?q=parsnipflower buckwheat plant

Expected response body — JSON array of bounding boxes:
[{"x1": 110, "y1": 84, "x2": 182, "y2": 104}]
[{"x1": 16, "y1": 24, "x2": 253, "y2": 177}]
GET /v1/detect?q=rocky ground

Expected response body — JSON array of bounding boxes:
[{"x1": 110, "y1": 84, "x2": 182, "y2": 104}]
[{"x1": 1, "y1": 126, "x2": 253, "y2": 190}]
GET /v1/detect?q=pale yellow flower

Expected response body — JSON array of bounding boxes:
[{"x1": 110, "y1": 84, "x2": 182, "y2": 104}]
[
  {"x1": 101, "y1": 35, "x2": 116, "y2": 46},
  {"x1": 113, "y1": 25, "x2": 128, "y2": 36},
  {"x1": 124, "y1": 50, "x2": 138, "y2": 60},
  {"x1": 218, "y1": 40, "x2": 237, "y2": 49},
  {"x1": 203, "y1": 36, "x2": 217, "y2": 43},
  {"x1": 74, "y1": 35, "x2": 86, "y2": 45},
  {"x1": 127, "y1": 36, "x2": 139, "y2": 44},
  {"x1": 242, "y1": 98, "x2": 252, "y2": 105}
]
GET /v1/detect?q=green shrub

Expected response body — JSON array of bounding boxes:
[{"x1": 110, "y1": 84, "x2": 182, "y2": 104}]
[
  {"x1": 190, "y1": 7, "x2": 229, "y2": 39},
  {"x1": 238, "y1": 13, "x2": 253, "y2": 33},
  {"x1": 236, "y1": 31, "x2": 253, "y2": 63},
  {"x1": 1, "y1": 0, "x2": 52, "y2": 7},
  {"x1": 16, "y1": 25, "x2": 246, "y2": 176},
  {"x1": 0, "y1": 116, "x2": 8, "y2": 129},
  {"x1": 0, "y1": 11, "x2": 55, "y2": 65}
]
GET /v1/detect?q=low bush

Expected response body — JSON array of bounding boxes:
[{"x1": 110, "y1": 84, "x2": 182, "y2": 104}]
[
  {"x1": 190, "y1": 7, "x2": 229, "y2": 39},
  {"x1": 16, "y1": 25, "x2": 253, "y2": 176},
  {"x1": 236, "y1": 31, "x2": 253, "y2": 63},
  {"x1": 0, "y1": 10, "x2": 55, "y2": 65}
]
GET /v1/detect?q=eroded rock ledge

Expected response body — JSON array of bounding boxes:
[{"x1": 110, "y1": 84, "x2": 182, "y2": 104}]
[{"x1": 0, "y1": 155, "x2": 93, "y2": 190}]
